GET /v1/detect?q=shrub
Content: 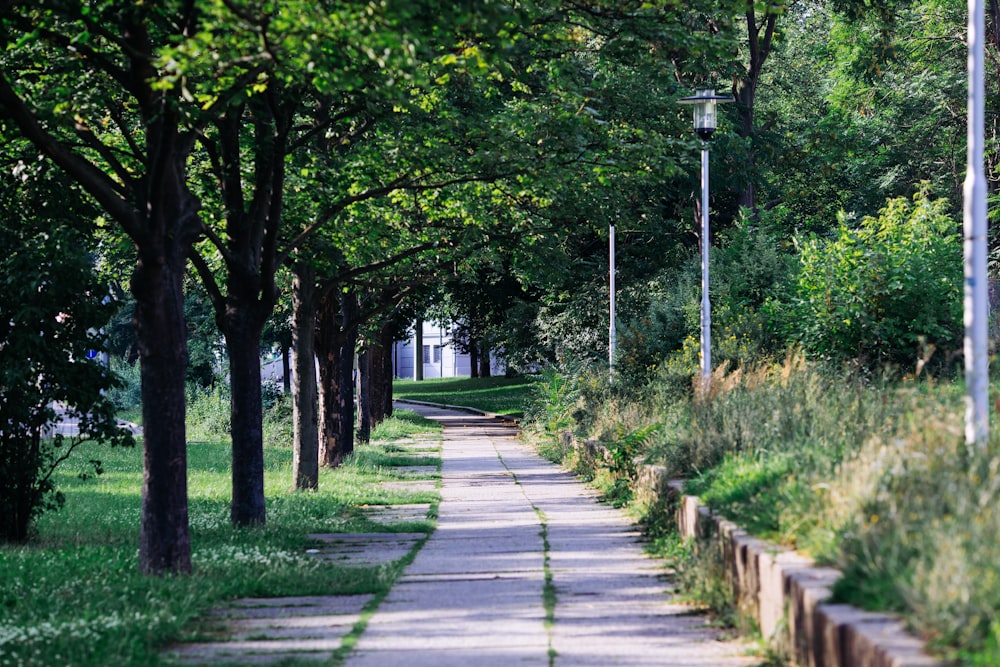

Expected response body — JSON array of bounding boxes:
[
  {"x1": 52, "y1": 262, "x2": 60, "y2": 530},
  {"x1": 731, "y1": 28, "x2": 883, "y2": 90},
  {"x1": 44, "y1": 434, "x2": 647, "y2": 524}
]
[
  {"x1": 791, "y1": 188, "x2": 962, "y2": 371},
  {"x1": 616, "y1": 215, "x2": 796, "y2": 395},
  {"x1": 0, "y1": 223, "x2": 132, "y2": 541},
  {"x1": 186, "y1": 384, "x2": 232, "y2": 441}
]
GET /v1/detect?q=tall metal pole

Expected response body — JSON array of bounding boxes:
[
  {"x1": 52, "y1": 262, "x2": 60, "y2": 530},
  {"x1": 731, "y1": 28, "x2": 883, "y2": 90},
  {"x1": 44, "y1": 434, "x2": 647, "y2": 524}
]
[
  {"x1": 965, "y1": 0, "x2": 989, "y2": 447},
  {"x1": 700, "y1": 147, "x2": 711, "y2": 392},
  {"x1": 609, "y1": 223, "x2": 617, "y2": 380}
]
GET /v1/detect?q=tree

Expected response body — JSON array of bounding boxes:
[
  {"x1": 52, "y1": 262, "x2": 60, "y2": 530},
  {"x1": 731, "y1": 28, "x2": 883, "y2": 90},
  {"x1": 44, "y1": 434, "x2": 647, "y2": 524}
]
[
  {"x1": 0, "y1": 2, "x2": 233, "y2": 572},
  {"x1": 731, "y1": 0, "x2": 786, "y2": 214},
  {"x1": 0, "y1": 148, "x2": 132, "y2": 541}
]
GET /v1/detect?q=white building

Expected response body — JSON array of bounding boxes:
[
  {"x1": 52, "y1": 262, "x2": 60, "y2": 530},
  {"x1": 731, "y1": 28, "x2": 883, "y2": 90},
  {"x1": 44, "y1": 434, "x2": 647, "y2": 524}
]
[
  {"x1": 392, "y1": 320, "x2": 503, "y2": 379},
  {"x1": 261, "y1": 321, "x2": 504, "y2": 386}
]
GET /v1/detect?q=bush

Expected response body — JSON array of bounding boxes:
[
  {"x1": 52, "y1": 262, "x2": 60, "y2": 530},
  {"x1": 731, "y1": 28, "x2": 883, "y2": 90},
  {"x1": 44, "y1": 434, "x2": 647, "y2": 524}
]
[
  {"x1": 0, "y1": 222, "x2": 132, "y2": 541},
  {"x1": 790, "y1": 187, "x2": 962, "y2": 371},
  {"x1": 106, "y1": 359, "x2": 142, "y2": 414},
  {"x1": 186, "y1": 384, "x2": 232, "y2": 441},
  {"x1": 616, "y1": 215, "x2": 796, "y2": 396}
]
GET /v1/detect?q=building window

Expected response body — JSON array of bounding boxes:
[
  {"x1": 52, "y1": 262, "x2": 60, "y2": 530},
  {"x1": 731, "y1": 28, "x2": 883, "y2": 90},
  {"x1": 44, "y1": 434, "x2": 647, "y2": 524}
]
[
  {"x1": 432, "y1": 345, "x2": 442, "y2": 363},
  {"x1": 422, "y1": 345, "x2": 431, "y2": 364}
]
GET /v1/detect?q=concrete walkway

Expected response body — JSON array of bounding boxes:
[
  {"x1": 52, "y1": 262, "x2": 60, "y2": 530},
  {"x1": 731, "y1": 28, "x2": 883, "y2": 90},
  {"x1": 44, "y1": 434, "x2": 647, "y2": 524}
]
[{"x1": 344, "y1": 403, "x2": 758, "y2": 667}]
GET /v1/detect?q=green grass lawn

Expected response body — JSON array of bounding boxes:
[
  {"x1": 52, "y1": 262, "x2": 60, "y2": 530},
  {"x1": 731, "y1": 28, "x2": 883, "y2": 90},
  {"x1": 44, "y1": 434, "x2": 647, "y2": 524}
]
[
  {"x1": 0, "y1": 411, "x2": 441, "y2": 667},
  {"x1": 393, "y1": 375, "x2": 538, "y2": 418}
]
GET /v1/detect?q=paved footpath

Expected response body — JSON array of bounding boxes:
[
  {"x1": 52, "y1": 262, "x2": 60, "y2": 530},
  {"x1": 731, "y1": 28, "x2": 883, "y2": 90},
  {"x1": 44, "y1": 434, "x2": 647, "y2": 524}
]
[{"x1": 344, "y1": 403, "x2": 758, "y2": 667}]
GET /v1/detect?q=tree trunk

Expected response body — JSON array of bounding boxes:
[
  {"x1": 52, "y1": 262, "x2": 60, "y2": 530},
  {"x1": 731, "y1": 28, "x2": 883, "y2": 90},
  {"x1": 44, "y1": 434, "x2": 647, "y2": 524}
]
[
  {"x1": 224, "y1": 320, "x2": 266, "y2": 526},
  {"x1": 479, "y1": 345, "x2": 492, "y2": 378},
  {"x1": 316, "y1": 289, "x2": 358, "y2": 468},
  {"x1": 336, "y1": 292, "x2": 358, "y2": 460},
  {"x1": 357, "y1": 345, "x2": 371, "y2": 444},
  {"x1": 414, "y1": 319, "x2": 424, "y2": 381},
  {"x1": 134, "y1": 248, "x2": 192, "y2": 574},
  {"x1": 733, "y1": 6, "x2": 779, "y2": 216},
  {"x1": 281, "y1": 346, "x2": 291, "y2": 394},
  {"x1": 371, "y1": 325, "x2": 394, "y2": 425},
  {"x1": 316, "y1": 292, "x2": 339, "y2": 467},
  {"x1": 470, "y1": 344, "x2": 480, "y2": 378},
  {"x1": 291, "y1": 262, "x2": 318, "y2": 490}
]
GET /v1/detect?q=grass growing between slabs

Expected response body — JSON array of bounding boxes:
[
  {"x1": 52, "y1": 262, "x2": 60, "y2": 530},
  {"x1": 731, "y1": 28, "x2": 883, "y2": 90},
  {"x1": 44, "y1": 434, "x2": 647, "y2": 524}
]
[
  {"x1": 394, "y1": 375, "x2": 536, "y2": 418},
  {"x1": 0, "y1": 410, "x2": 441, "y2": 667}
]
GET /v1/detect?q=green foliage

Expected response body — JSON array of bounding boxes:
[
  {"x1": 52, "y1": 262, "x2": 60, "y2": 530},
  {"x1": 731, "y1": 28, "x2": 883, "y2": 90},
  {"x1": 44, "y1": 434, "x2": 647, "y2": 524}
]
[
  {"x1": 603, "y1": 423, "x2": 660, "y2": 504},
  {"x1": 0, "y1": 169, "x2": 132, "y2": 542},
  {"x1": 791, "y1": 189, "x2": 962, "y2": 371},
  {"x1": 369, "y1": 410, "x2": 442, "y2": 441},
  {"x1": 614, "y1": 213, "x2": 796, "y2": 396},
  {"x1": 185, "y1": 384, "x2": 233, "y2": 442},
  {"x1": 521, "y1": 367, "x2": 583, "y2": 438}
]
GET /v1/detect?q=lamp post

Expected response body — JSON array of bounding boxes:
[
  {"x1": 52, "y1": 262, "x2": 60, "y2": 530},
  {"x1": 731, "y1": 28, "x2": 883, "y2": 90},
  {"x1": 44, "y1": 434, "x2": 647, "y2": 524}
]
[
  {"x1": 965, "y1": 0, "x2": 989, "y2": 447},
  {"x1": 609, "y1": 222, "x2": 617, "y2": 381},
  {"x1": 679, "y1": 88, "x2": 733, "y2": 393}
]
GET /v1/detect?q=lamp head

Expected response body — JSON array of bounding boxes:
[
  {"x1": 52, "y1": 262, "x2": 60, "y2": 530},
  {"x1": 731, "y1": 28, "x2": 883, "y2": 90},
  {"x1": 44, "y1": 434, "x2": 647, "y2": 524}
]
[{"x1": 678, "y1": 88, "x2": 734, "y2": 141}]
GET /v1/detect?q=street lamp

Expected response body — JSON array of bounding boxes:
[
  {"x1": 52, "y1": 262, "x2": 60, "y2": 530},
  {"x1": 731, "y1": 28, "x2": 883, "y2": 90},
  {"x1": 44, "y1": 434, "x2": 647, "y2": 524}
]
[{"x1": 679, "y1": 87, "x2": 733, "y2": 392}]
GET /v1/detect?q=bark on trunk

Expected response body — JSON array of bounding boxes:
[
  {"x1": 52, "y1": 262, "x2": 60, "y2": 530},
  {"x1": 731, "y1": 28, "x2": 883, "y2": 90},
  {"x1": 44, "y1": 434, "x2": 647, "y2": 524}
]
[
  {"x1": 281, "y1": 346, "x2": 291, "y2": 394},
  {"x1": 470, "y1": 344, "x2": 480, "y2": 378},
  {"x1": 371, "y1": 325, "x2": 394, "y2": 425},
  {"x1": 357, "y1": 346, "x2": 371, "y2": 444},
  {"x1": 316, "y1": 293, "x2": 339, "y2": 467},
  {"x1": 479, "y1": 346, "x2": 492, "y2": 378},
  {"x1": 733, "y1": 7, "x2": 778, "y2": 215},
  {"x1": 336, "y1": 292, "x2": 358, "y2": 460},
  {"x1": 134, "y1": 250, "x2": 192, "y2": 574},
  {"x1": 316, "y1": 289, "x2": 358, "y2": 468},
  {"x1": 291, "y1": 263, "x2": 318, "y2": 490},
  {"x1": 414, "y1": 319, "x2": 423, "y2": 381},
  {"x1": 225, "y1": 322, "x2": 266, "y2": 526}
]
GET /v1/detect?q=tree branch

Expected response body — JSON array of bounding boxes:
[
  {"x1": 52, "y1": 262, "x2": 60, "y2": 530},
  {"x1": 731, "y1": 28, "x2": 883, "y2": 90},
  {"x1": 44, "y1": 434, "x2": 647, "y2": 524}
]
[{"x1": 0, "y1": 73, "x2": 141, "y2": 238}]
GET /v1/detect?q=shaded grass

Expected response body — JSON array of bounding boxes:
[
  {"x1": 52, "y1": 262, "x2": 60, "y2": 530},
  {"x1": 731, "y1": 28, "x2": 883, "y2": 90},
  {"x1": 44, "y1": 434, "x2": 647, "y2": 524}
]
[
  {"x1": 1, "y1": 427, "x2": 441, "y2": 667},
  {"x1": 369, "y1": 408, "x2": 442, "y2": 441},
  {"x1": 394, "y1": 376, "x2": 536, "y2": 417}
]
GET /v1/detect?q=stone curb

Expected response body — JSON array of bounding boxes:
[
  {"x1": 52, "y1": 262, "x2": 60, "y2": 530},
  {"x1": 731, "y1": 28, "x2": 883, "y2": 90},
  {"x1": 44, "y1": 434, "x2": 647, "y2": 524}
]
[
  {"x1": 392, "y1": 398, "x2": 520, "y2": 425},
  {"x1": 666, "y1": 480, "x2": 942, "y2": 667}
]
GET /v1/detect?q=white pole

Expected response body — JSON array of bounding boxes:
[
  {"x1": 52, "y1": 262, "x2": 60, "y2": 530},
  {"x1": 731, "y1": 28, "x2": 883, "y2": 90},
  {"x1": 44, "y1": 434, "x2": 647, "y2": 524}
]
[
  {"x1": 965, "y1": 0, "x2": 989, "y2": 447},
  {"x1": 700, "y1": 147, "x2": 712, "y2": 393},
  {"x1": 609, "y1": 223, "x2": 617, "y2": 379}
]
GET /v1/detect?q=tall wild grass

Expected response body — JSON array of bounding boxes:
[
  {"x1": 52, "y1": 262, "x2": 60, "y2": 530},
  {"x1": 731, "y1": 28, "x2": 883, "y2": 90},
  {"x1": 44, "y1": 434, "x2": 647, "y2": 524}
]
[{"x1": 523, "y1": 355, "x2": 1000, "y2": 663}]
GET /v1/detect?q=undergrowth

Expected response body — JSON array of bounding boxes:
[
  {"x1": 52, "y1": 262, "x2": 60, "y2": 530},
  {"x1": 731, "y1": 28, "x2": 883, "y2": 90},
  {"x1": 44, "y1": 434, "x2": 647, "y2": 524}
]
[{"x1": 521, "y1": 354, "x2": 1000, "y2": 664}]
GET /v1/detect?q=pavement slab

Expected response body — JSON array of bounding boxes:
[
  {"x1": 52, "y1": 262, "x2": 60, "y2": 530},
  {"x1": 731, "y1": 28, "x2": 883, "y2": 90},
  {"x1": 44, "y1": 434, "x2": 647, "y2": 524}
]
[
  {"x1": 360, "y1": 502, "x2": 432, "y2": 524},
  {"x1": 305, "y1": 532, "x2": 425, "y2": 565},
  {"x1": 164, "y1": 594, "x2": 373, "y2": 666},
  {"x1": 379, "y1": 479, "x2": 439, "y2": 493},
  {"x1": 343, "y1": 403, "x2": 759, "y2": 667}
]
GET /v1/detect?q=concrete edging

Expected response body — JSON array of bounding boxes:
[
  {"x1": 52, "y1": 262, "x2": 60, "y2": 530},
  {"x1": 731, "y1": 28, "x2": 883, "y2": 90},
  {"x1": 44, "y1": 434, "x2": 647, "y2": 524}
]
[
  {"x1": 667, "y1": 480, "x2": 942, "y2": 667},
  {"x1": 393, "y1": 398, "x2": 520, "y2": 426}
]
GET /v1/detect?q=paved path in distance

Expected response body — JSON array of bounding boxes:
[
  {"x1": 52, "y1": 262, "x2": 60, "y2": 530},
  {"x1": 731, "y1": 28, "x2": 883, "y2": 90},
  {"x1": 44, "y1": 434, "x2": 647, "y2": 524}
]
[{"x1": 343, "y1": 403, "x2": 758, "y2": 667}]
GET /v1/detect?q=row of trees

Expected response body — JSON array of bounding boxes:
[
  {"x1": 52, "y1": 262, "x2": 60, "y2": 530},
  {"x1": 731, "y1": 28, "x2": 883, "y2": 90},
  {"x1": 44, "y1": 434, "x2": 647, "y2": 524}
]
[
  {"x1": 0, "y1": 1, "x2": 740, "y2": 570},
  {"x1": 2, "y1": 0, "x2": 993, "y2": 572}
]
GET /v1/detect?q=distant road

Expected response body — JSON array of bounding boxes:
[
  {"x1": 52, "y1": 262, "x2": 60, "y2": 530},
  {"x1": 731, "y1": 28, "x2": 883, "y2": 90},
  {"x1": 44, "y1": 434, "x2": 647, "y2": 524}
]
[{"x1": 45, "y1": 402, "x2": 143, "y2": 438}]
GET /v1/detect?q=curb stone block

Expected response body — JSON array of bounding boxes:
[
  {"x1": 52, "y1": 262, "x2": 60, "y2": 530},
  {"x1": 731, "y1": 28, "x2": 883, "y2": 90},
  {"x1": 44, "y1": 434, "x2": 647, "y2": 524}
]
[
  {"x1": 572, "y1": 437, "x2": 942, "y2": 666},
  {"x1": 635, "y1": 464, "x2": 668, "y2": 508},
  {"x1": 667, "y1": 488, "x2": 942, "y2": 667},
  {"x1": 787, "y1": 567, "x2": 840, "y2": 667}
]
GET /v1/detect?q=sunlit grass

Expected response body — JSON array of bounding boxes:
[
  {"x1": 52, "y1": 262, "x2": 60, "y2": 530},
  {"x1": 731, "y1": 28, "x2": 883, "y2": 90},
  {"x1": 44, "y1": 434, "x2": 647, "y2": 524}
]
[
  {"x1": 2, "y1": 416, "x2": 441, "y2": 667},
  {"x1": 394, "y1": 375, "x2": 537, "y2": 417}
]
